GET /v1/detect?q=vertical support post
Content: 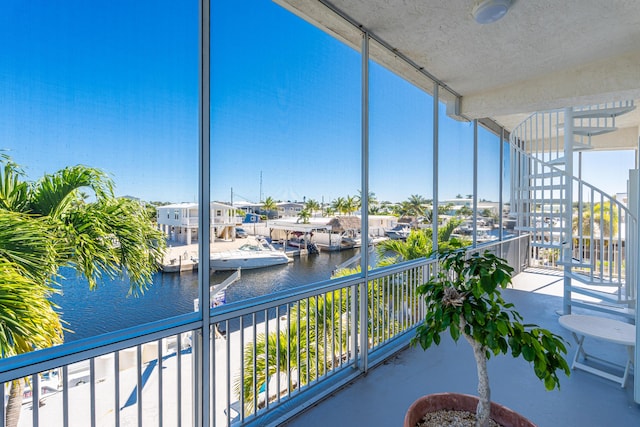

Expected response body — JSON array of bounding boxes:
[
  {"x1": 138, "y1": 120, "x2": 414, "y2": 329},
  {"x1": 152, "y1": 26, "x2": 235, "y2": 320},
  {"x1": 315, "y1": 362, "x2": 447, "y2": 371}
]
[
  {"x1": 359, "y1": 30, "x2": 370, "y2": 373},
  {"x1": 196, "y1": 0, "x2": 212, "y2": 424},
  {"x1": 114, "y1": 354, "x2": 120, "y2": 427},
  {"x1": 136, "y1": 347, "x2": 142, "y2": 427},
  {"x1": 499, "y1": 127, "x2": 505, "y2": 257},
  {"x1": 62, "y1": 366, "x2": 69, "y2": 427},
  {"x1": 432, "y1": 84, "x2": 439, "y2": 255},
  {"x1": 0, "y1": 381, "x2": 4, "y2": 427},
  {"x1": 629, "y1": 168, "x2": 640, "y2": 403},
  {"x1": 473, "y1": 119, "x2": 478, "y2": 248},
  {"x1": 32, "y1": 374, "x2": 39, "y2": 427},
  {"x1": 562, "y1": 108, "x2": 574, "y2": 315}
]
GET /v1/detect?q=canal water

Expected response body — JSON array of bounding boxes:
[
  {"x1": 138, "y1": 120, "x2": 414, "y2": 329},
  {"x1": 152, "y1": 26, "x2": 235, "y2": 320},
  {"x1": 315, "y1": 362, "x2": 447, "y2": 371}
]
[{"x1": 52, "y1": 249, "x2": 361, "y2": 341}]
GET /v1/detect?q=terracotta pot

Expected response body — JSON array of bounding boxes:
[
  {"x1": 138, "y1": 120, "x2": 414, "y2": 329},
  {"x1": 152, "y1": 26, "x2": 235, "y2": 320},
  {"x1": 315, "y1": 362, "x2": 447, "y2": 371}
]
[{"x1": 403, "y1": 392, "x2": 536, "y2": 427}]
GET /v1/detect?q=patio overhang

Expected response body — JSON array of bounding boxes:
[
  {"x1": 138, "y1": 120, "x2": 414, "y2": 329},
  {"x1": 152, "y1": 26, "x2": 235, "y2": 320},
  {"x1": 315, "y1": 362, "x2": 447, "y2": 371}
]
[{"x1": 276, "y1": 0, "x2": 640, "y2": 147}]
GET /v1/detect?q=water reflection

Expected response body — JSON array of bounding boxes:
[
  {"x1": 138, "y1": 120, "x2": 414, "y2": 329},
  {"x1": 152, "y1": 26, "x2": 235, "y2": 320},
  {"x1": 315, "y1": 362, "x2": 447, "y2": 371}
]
[{"x1": 53, "y1": 249, "x2": 360, "y2": 341}]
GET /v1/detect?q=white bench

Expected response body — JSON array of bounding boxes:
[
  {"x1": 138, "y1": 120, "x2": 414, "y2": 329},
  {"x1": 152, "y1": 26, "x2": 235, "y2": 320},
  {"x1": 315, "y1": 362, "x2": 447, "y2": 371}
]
[{"x1": 559, "y1": 314, "x2": 635, "y2": 387}]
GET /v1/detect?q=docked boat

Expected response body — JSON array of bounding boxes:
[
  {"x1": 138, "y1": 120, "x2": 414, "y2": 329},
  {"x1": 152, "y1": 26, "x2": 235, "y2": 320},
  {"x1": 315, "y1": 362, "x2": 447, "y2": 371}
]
[
  {"x1": 384, "y1": 224, "x2": 411, "y2": 240},
  {"x1": 210, "y1": 238, "x2": 291, "y2": 270},
  {"x1": 340, "y1": 229, "x2": 361, "y2": 249}
]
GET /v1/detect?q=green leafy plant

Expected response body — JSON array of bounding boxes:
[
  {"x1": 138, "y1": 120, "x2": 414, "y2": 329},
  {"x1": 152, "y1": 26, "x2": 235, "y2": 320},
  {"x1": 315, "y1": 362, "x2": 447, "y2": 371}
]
[{"x1": 413, "y1": 249, "x2": 570, "y2": 427}]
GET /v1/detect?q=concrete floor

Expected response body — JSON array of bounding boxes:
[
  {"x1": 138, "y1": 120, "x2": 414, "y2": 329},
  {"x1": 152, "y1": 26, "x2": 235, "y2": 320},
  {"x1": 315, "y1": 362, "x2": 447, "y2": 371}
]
[{"x1": 283, "y1": 271, "x2": 640, "y2": 427}]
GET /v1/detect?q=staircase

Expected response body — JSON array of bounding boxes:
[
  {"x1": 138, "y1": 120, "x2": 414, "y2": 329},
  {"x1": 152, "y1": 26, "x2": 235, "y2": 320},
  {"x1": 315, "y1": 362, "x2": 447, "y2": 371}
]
[{"x1": 510, "y1": 101, "x2": 637, "y2": 320}]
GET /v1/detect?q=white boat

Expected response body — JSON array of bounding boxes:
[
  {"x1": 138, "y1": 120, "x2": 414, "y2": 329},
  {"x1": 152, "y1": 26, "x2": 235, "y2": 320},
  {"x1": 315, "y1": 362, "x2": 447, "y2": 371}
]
[
  {"x1": 340, "y1": 229, "x2": 361, "y2": 249},
  {"x1": 384, "y1": 224, "x2": 411, "y2": 240},
  {"x1": 210, "y1": 239, "x2": 291, "y2": 270}
]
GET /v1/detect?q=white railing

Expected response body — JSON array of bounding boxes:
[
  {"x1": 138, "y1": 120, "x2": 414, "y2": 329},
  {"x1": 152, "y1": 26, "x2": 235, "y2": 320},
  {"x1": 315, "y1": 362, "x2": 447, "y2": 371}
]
[
  {"x1": 1, "y1": 236, "x2": 528, "y2": 427},
  {"x1": 0, "y1": 317, "x2": 199, "y2": 427}
]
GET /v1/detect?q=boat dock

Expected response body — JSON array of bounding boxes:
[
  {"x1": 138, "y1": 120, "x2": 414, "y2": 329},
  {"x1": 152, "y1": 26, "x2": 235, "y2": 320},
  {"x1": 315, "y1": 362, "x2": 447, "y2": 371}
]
[{"x1": 160, "y1": 237, "x2": 298, "y2": 273}]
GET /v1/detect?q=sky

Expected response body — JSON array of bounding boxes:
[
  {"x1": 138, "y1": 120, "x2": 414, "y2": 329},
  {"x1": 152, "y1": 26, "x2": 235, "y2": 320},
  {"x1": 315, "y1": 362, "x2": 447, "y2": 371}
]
[{"x1": 1, "y1": 0, "x2": 635, "y2": 205}]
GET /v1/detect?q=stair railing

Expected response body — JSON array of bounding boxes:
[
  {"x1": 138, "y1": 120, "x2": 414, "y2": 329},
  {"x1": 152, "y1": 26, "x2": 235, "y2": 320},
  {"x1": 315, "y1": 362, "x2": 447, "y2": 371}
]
[{"x1": 509, "y1": 106, "x2": 636, "y2": 317}]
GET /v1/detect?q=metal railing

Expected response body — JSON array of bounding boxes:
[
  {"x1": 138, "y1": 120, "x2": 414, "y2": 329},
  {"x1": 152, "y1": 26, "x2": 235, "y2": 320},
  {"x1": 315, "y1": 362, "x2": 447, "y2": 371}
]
[
  {"x1": 1, "y1": 236, "x2": 528, "y2": 427},
  {"x1": 0, "y1": 316, "x2": 200, "y2": 427}
]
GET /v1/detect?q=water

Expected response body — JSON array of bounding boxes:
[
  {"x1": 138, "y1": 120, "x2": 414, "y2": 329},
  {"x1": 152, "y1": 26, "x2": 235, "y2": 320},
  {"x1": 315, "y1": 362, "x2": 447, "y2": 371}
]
[{"x1": 52, "y1": 249, "x2": 360, "y2": 341}]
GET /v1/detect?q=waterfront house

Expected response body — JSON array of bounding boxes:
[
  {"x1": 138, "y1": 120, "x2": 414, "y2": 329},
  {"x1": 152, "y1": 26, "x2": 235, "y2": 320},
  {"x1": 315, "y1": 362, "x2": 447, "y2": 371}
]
[
  {"x1": 2, "y1": 2, "x2": 640, "y2": 427},
  {"x1": 233, "y1": 202, "x2": 262, "y2": 215},
  {"x1": 276, "y1": 202, "x2": 305, "y2": 218},
  {"x1": 156, "y1": 202, "x2": 239, "y2": 244}
]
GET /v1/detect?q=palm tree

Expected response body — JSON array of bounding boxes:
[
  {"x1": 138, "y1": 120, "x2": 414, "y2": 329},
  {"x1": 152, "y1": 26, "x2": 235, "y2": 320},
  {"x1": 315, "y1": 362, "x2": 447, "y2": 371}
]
[
  {"x1": 440, "y1": 202, "x2": 455, "y2": 216},
  {"x1": 331, "y1": 267, "x2": 401, "y2": 345},
  {"x1": 405, "y1": 194, "x2": 428, "y2": 217},
  {"x1": 344, "y1": 195, "x2": 358, "y2": 215},
  {"x1": 376, "y1": 218, "x2": 467, "y2": 264},
  {"x1": 393, "y1": 201, "x2": 410, "y2": 217},
  {"x1": 234, "y1": 292, "x2": 348, "y2": 414},
  {"x1": 297, "y1": 208, "x2": 311, "y2": 224},
  {"x1": 331, "y1": 197, "x2": 347, "y2": 215},
  {"x1": 422, "y1": 208, "x2": 433, "y2": 224},
  {"x1": 0, "y1": 211, "x2": 65, "y2": 427},
  {"x1": 457, "y1": 205, "x2": 473, "y2": 217},
  {"x1": 368, "y1": 205, "x2": 382, "y2": 215},
  {"x1": 262, "y1": 196, "x2": 278, "y2": 219},
  {"x1": 379, "y1": 201, "x2": 394, "y2": 215},
  {"x1": 573, "y1": 202, "x2": 619, "y2": 238},
  {"x1": 0, "y1": 156, "x2": 165, "y2": 425},
  {"x1": 480, "y1": 208, "x2": 493, "y2": 219},
  {"x1": 378, "y1": 229, "x2": 434, "y2": 262},
  {"x1": 305, "y1": 199, "x2": 320, "y2": 216},
  {"x1": 356, "y1": 190, "x2": 378, "y2": 211},
  {"x1": 234, "y1": 325, "x2": 315, "y2": 414}
]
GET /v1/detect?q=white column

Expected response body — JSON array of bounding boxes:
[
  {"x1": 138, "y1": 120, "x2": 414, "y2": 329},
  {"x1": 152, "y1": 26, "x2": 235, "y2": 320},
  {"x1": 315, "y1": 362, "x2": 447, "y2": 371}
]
[
  {"x1": 432, "y1": 83, "x2": 439, "y2": 254},
  {"x1": 358, "y1": 30, "x2": 370, "y2": 374},
  {"x1": 630, "y1": 168, "x2": 640, "y2": 403},
  {"x1": 195, "y1": 0, "x2": 211, "y2": 423},
  {"x1": 562, "y1": 107, "x2": 574, "y2": 314}
]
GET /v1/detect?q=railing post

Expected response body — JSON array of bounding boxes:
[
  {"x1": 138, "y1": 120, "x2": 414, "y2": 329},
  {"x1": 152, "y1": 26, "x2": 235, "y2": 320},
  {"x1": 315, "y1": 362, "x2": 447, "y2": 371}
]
[
  {"x1": 192, "y1": 331, "x2": 202, "y2": 426},
  {"x1": 562, "y1": 108, "x2": 574, "y2": 315},
  {"x1": 350, "y1": 283, "x2": 359, "y2": 370},
  {"x1": 0, "y1": 382, "x2": 4, "y2": 427}
]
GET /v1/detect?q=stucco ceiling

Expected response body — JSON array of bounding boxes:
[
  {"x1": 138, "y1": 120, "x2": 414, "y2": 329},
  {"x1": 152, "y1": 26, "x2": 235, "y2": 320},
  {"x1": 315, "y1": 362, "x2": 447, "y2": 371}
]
[{"x1": 277, "y1": 0, "x2": 640, "y2": 145}]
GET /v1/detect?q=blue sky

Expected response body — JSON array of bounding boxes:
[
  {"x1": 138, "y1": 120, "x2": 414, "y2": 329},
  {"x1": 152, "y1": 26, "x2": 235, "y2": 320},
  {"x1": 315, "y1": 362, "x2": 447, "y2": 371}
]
[{"x1": 1, "y1": 1, "x2": 634, "y2": 205}]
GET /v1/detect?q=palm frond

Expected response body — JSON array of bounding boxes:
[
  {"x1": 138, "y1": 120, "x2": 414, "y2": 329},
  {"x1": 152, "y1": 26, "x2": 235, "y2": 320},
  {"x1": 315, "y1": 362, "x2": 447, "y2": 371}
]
[
  {"x1": 58, "y1": 197, "x2": 165, "y2": 293},
  {"x1": 0, "y1": 210, "x2": 59, "y2": 283},
  {"x1": 29, "y1": 165, "x2": 114, "y2": 217},
  {"x1": 0, "y1": 259, "x2": 63, "y2": 357},
  {"x1": 0, "y1": 156, "x2": 30, "y2": 212}
]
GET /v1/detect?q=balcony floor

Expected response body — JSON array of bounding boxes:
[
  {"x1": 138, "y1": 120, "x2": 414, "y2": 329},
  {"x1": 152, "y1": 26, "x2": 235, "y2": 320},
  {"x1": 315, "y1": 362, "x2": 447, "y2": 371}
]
[{"x1": 283, "y1": 270, "x2": 640, "y2": 427}]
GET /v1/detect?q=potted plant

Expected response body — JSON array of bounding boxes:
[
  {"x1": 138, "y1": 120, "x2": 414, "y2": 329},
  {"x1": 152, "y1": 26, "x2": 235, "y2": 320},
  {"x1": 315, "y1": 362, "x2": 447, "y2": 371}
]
[{"x1": 405, "y1": 249, "x2": 570, "y2": 427}]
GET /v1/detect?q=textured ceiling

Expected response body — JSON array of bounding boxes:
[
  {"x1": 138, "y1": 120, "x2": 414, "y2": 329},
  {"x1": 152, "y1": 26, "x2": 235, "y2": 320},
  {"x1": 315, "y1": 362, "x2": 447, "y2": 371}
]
[{"x1": 277, "y1": 0, "x2": 640, "y2": 142}]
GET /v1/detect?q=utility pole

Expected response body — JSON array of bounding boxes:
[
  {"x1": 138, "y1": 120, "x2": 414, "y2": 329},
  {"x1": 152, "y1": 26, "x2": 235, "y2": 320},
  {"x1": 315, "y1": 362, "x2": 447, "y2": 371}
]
[{"x1": 260, "y1": 171, "x2": 263, "y2": 203}]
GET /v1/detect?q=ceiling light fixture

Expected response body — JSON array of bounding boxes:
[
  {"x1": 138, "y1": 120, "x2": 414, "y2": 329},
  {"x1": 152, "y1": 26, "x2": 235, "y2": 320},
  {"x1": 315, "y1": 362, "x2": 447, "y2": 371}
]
[{"x1": 472, "y1": 0, "x2": 512, "y2": 24}]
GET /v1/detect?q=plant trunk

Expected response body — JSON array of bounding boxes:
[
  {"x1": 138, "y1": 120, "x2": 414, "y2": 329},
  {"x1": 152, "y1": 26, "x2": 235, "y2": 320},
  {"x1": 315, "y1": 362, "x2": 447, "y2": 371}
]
[
  {"x1": 5, "y1": 379, "x2": 25, "y2": 427},
  {"x1": 462, "y1": 325, "x2": 491, "y2": 427}
]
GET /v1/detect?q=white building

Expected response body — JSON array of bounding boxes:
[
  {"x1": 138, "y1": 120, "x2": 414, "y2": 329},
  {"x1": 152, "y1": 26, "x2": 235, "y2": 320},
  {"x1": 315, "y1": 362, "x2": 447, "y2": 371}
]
[
  {"x1": 277, "y1": 202, "x2": 305, "y2": 218},
  {"x1": 156, "y1": 202, "x2": 238, "y2": 245}
]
